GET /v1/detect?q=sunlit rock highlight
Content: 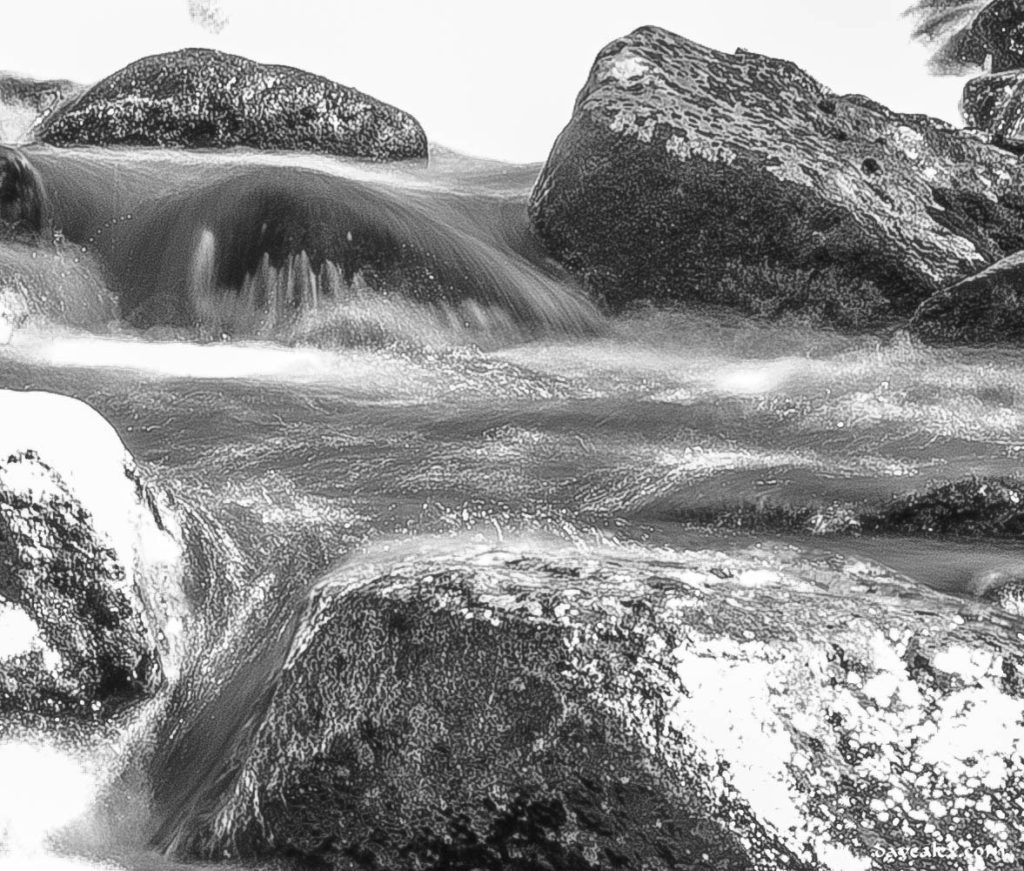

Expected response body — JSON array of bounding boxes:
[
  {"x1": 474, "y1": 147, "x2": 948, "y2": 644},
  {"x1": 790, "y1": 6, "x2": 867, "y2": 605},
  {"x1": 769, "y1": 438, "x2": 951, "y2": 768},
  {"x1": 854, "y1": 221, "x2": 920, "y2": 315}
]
[{"x1": 0, "y1": 390, "x2": 189, "y2": 721}]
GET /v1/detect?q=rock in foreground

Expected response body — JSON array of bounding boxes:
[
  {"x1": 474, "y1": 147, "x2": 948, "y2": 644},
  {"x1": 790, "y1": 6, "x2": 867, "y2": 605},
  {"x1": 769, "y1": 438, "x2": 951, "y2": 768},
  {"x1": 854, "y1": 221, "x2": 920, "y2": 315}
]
[
  {"x1": 529, "y1": 26, "x2": 1024, "y2": 317},
  {"x1": 35, "y1": 48, "x2": 428, "y2": 161},
  {"x1": 0, "y1": 390, "x2": 188, "y2": 721},
  {"x1": 160, "y1": 542, "x2": 1024, "y2": 870}
]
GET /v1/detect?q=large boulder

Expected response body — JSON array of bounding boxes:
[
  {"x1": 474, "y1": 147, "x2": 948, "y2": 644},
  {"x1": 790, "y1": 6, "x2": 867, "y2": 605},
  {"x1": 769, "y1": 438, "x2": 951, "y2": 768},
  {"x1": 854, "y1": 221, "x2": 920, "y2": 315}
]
[
  {"x1": 910, "y1": 249, "x2": 1024, "y2": 342},
  {"x1": 156, "y1": 542, "x2": 1024, "y2": 870},
  {"x1": 0, "y1": 390, "x2": 188, "y2": 721},
  {"x1": 34, "y1": 48, "x2": 427, "y2": 161},
  {"x1": 529, "y1": 26, "x2": 1024, "y2": 317}
]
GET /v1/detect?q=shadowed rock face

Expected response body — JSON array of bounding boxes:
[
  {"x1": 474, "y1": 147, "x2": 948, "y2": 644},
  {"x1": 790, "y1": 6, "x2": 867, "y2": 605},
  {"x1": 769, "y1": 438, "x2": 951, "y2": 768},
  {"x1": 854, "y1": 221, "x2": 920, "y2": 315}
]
[
  {"x1": 34, "y1": 48, "x2": 428, "y2": 161},
  {"x1": 0, "y1": 145, "x2": 49, "y2": 238},
  {"x1": 0, "y1": 391, "x2": 188, "y2": 723},
  {"x1": 910, "y1": 249, "x2": 1024, "y2": 342},
  {"x1": 529, "y1": 26, "x2": 1024, "y2": 316},
  {"x1": 154, "y1": 543, "x2": 1024, "y2": 870}
]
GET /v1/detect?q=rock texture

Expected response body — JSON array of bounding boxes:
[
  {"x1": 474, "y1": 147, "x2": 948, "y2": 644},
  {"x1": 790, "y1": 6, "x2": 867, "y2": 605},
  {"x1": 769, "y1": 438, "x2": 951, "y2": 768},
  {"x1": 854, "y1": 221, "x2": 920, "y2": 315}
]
[
  {"x1": 910, "y1": 249, "x2": 1024, "y2": 342},
  {"x1": 529, "y1": 26, "x2": 1024, "y2": 315},
  {"x1": 34, "y1": 48, "x2": 427, "y2": 161},
  {"x1": 0, "y1": 390, "x2": 188, "y2": 720},
  {"x1": 960, "y1": 2, "x2": 1024, "y2": 149},
  {"x1": 968, "y1": 0, "x2": 1024, "y2": 73},
  {"x1": 0, "y1": 144, "x2": 49, "y2": 238},
  {"x1": 158, "y1": 542, "x2": 1024, "y2": 870},
  {"x1": 963, "y1": 71, "x2": 1024, "y2": 148}
]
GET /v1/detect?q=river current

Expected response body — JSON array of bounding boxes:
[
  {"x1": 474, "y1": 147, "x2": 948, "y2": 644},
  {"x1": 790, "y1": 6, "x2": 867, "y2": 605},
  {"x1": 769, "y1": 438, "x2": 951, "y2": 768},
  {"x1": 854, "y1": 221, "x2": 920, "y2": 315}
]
[{"x1": 1, "y1": 145, "x2": 1024, "y2": 869}]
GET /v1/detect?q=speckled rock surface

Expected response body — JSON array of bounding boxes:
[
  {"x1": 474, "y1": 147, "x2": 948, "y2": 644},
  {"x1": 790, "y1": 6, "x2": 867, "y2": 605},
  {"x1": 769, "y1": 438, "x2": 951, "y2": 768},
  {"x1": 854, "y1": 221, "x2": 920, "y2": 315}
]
[
  {"x1": 529, "y1": 26, "x2": 1024, "y2": 314},
  {"x1": 159, "y1": 542, "x2": 1024, "y2": 870},
  {"x1": 910, "y1": 249, "x2": 1024, "y2": 343},
  {"x1": 967, "y1": 0, "x2": 1024, "y2": 73},
  {"x1": 962, "y1": 68, "x2": 1024, "y2": 151},
  {"x1": 34, "y1": 48, "x2": 427, "y2": 161},
  {"x1": 0, "y1": 390, "x2": 188, "y2": 721}
]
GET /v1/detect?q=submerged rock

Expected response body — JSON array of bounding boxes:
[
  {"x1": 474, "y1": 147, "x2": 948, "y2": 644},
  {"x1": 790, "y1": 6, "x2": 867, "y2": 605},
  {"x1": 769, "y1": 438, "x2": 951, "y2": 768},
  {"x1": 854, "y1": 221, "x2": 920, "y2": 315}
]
[
  {"x1": 910, "y1": 250, "x2": 1024, "y2": 343},
  {"x1": 35, "y1": 48, "x2": 428, "y2": 161},
  {"x1": 0, "y1": 390, "x2": 188, "y2": 721},
  {"x1": 158, "y1": 543, "x2": 1024, "y2": 870},
  {"x1": 529, "y1": 26, "x2": 1024, "y2": 319}
]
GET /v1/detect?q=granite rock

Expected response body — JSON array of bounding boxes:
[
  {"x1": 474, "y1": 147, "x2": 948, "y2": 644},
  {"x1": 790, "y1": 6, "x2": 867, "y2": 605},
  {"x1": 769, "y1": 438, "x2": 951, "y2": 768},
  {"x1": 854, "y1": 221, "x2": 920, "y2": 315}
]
[
  {"x1": 529, "y1": 26, "x2": 1024, "y2": 318},
  {"x1": 35, "y1": 48, "x2": 427, "y2": 161}
]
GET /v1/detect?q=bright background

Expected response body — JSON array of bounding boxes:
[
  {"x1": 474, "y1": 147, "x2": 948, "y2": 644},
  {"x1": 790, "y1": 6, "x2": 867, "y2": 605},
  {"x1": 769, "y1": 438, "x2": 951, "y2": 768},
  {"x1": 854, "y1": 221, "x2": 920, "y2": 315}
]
[{"x1": 4, "y1": 1, "x2": 970, "y2": 162}]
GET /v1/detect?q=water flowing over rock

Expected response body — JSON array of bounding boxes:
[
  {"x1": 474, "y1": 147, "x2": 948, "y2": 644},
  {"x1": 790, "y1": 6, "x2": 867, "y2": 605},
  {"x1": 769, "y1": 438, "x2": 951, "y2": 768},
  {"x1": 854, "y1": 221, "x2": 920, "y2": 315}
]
[
  {"x1": 34, "y1": 48, "x2": 428, "y2": 161},
  {"x1": 528, "y1": 26, "x2": 1024, "y2": 318},
  {"x1": 157, "y1": 544, "x2": 1024, "y2": 870},
  {"x1": 910, "y1": 249, "x2": 1024, "y2": 342},
  {"x1": 0, "y1": 390, "x2": 188, "y2": 722},
  {"x1": 0, "y1": 73, "x2": 80, "y2": 144}
]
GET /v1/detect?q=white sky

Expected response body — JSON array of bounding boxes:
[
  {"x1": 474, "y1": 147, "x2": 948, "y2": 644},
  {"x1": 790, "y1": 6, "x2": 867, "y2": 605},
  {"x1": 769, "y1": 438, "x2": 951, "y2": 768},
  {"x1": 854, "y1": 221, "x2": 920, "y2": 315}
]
[{"x1": 4, "y1": 1, "x2": 969, "y2": 162}]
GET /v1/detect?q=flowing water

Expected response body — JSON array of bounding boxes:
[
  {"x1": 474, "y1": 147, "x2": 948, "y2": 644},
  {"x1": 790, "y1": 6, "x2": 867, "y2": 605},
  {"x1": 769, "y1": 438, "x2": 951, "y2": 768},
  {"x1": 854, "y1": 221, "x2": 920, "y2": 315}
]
[{"x1": 2, "y1": 144, "x2": 1024, "y2": 869}]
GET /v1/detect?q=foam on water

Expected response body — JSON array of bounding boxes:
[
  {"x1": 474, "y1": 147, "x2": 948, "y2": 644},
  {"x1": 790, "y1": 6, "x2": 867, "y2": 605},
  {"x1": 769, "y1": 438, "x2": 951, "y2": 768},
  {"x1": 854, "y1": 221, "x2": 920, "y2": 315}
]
[{"x1": 0, "y1": 742, "x2": 97, "y2": 858}]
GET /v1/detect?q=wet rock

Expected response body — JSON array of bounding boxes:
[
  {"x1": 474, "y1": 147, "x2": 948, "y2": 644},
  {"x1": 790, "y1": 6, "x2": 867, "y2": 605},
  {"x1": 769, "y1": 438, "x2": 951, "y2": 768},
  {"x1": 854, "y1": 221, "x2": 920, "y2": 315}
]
[
  {"x1": 910, "y1": 250, "x2": 1024, "y2": 343},
  {"x1": 35, "y1": 48, "x2": 427, "y2": 161},
  {"x1": 158, "y1": 543, "x2": 1024, "y2": 870},
  {"x1": 0, "y1": 390, "x2": 189, "y2": 721},
  {"x1": 529, "y1": 26, "x2": 1024, "y2": 320},
  {"x1": 0, "y1": 144, "x2": 50, "y2": 239},
  {"x1": 862, "y1": 475, "x2": 1024, "y2": 540}
]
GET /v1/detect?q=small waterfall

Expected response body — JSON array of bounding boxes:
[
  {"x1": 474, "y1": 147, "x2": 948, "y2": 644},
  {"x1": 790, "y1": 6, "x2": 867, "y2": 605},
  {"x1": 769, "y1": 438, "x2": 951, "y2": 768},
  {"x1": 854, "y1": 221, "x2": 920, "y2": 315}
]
[
  {"x1": 185, "y1": 225, "x2": 559, "y2": 346},
  {"x1": 188, "y1": 229, "x2": 344, "y2": 335},
  {"x1": 12, "y1": 150, "x2": 605, "y2": 341}
]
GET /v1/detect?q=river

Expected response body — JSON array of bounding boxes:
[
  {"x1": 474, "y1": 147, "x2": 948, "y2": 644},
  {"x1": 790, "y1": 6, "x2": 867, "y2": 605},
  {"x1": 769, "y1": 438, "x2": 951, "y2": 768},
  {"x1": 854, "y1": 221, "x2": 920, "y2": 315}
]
[{"x1": 1, "y1": 145, "x2": 1023, "y2": 869}]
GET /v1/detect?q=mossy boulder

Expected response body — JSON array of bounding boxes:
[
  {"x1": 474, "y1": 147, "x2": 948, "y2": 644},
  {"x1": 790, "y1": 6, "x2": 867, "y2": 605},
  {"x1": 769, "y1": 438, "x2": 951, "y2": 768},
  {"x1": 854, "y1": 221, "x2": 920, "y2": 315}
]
[
  {"x1": 529, "y1": 26, "x2": 1024, "y2": 319},
  {"x1": 35, "y1": 48, "x2": 427, "y2": 161},
  {"x1": 156, "y1": 543, "x2": 1024, "y2": 870}
]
